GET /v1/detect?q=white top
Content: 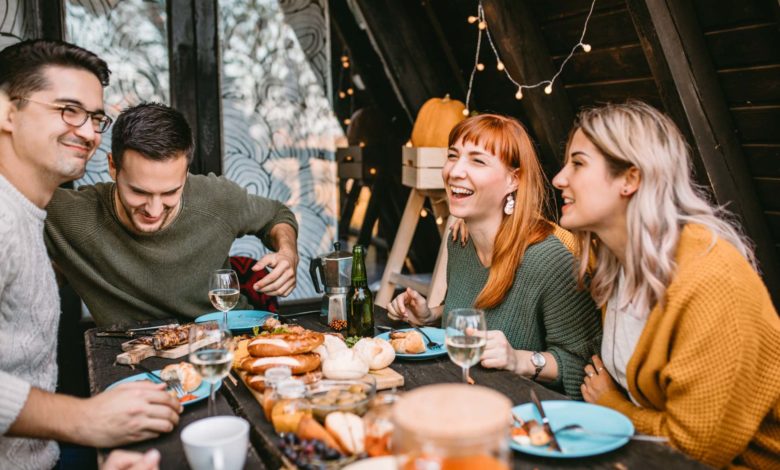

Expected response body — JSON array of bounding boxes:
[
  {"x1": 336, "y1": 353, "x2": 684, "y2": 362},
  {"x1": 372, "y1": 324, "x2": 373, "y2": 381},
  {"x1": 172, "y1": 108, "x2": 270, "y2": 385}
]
[
  {"x1": 0, "y1": 174, "x2": 61, "y2": 469},
  {"x1": 601, "y1": 272, "x2": 649, "y2": 407}
]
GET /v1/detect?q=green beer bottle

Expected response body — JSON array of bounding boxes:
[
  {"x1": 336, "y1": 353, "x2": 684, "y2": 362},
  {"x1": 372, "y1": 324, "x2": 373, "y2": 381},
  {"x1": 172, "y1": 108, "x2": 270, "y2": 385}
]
[{"x1": 347, "y1": 245, "x2": 374, "y2": 337}]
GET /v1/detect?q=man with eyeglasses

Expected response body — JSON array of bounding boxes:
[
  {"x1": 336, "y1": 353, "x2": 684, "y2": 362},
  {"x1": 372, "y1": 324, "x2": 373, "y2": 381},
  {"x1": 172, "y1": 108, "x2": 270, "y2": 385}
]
[{"x1": 0, "y1": 40, "x2": 177, "y2": 470}]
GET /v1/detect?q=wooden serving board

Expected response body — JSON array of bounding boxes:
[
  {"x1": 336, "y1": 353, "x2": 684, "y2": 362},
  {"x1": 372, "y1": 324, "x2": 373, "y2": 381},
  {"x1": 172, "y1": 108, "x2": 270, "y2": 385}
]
[
  {"x1": 367, "y1": 367, "x2": 405, "y2": 390},
  {"x1": 115, "y1": 337, "x2": 214, "y2": 365}
]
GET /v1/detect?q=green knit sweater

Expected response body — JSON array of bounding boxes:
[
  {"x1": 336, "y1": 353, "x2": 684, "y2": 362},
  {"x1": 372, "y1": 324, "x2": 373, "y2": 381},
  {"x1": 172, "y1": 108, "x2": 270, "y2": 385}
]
[
  {"x1": 44, "y1": 173, "x2": 298, "y2": 326},
  {"x1": 445, "y1": 234, "x2": 602, "y2": 399}
]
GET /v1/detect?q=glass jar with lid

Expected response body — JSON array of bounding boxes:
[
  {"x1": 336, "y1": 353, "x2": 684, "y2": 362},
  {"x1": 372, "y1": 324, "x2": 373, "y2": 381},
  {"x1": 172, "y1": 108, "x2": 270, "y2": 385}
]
[
  {"x1": 392, "y1": 384, "x2": 512, "y2": 470},
  {"x1": 363, "y1": 391, "x2": 401, "y2": 457},
  {"x1": 262, "y1": 366, "x2": 292, "y2": 420},
  {"x1": 271, "y1": 379, "x2": 312, "y2": 434}
]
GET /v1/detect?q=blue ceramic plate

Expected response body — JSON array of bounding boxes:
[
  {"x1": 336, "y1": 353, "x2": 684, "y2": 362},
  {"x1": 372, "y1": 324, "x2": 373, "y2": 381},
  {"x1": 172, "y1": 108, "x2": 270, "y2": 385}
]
[
  {"x1": 195, "y1": 310, "x2": 275, "y2": 334},
  {"x1": 374, "y1": 327, "x2": 447, "y2": 360},
  {"x1": 106, "y1": 369, "x2": 221, "y2": 407},
  {"x1": 510, "y1": 400, "x2": 633, "y2": 458}
]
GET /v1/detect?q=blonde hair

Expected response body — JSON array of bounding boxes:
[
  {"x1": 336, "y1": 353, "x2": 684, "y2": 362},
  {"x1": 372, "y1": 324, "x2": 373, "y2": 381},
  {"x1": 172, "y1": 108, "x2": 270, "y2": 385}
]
[
  {"x1": 448, "y1": 114, "x2": 553, "y2": 309},
  {"x1": 569, "y1": 101, "x2": 756, "y2": 310}
]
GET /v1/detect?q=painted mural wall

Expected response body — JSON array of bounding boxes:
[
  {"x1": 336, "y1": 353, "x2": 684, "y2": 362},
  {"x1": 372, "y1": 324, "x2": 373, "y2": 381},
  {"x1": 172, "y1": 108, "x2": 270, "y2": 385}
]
[{"x1": 0, "y1": 0, "x2": 340, "y2": 300}]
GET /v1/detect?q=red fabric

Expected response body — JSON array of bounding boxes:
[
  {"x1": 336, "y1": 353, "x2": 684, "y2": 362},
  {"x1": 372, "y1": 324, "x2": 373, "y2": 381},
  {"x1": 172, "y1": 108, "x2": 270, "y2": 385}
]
[{"x1": 229, "y1": 256, "x2": 279, "y2": 313}]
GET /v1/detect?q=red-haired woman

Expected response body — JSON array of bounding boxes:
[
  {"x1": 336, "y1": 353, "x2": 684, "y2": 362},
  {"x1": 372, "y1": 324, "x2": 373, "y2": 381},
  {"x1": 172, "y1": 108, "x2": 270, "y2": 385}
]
[{"x1": 388, "y1": 114, "x2": 602, "y2": 398}]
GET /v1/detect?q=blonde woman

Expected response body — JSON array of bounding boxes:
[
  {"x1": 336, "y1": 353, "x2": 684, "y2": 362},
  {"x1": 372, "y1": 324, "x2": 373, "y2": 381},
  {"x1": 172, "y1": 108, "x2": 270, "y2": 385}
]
[
  {"x1": 388, "y1": 114, "x2": 601, "y2": 398},
  {"x1": 552, "y1": 101, "x2": 779, "y2": 468}
]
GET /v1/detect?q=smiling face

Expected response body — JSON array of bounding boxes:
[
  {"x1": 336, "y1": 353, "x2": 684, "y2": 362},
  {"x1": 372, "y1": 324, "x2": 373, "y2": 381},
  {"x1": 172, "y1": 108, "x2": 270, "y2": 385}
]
[
  {"x1": 442, "y1": 138, "x2": 518, "y2": 224},
  {"x1": 552, "y1": 129, "x2": 632, "y2": 235},
  {"x1": 110, "y1": 149, "x2": 188, "y2": 234},
  {"x1": 7, "y1": 66, "x2": 103, "y2": 183}
]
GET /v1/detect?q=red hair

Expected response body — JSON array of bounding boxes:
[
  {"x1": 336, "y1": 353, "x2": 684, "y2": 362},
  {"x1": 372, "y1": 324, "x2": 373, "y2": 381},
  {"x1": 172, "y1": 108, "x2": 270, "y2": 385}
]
[{"x1": 449, "y1": 114, "x2": 553, "y2": 309}]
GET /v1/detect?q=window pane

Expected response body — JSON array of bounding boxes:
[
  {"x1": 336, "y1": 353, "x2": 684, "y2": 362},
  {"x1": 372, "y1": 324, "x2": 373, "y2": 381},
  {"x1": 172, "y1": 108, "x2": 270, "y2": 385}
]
[{"x1": 220, "y1": 0, "x2": 341, "y2": 299}]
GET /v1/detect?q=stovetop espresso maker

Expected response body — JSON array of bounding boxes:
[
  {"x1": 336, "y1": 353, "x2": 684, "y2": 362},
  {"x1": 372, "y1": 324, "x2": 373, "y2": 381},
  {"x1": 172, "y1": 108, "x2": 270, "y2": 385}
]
[{"x1": 309, "y1": 242, "x2": 353, "y2": 324}]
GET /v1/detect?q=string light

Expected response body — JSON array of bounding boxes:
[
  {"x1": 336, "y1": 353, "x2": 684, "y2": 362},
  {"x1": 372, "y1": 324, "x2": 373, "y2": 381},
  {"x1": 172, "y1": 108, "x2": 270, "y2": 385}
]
[
  {"x1": 464, "y1": 0, "x2": 596, "y2": 111},
  {"x1": 420, "y1": 208, "x2": 428, "y2": 218},
  {"x1": 338, "y1": 91, "x2": 346, "y2": 99}
]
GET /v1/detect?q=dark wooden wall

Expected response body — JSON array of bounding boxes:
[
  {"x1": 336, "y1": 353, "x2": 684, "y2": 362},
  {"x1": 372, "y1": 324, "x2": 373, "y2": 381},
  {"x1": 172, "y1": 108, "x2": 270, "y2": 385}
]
[{"x1": 333, "y1": 0, "x2": 780, "y2": 306}]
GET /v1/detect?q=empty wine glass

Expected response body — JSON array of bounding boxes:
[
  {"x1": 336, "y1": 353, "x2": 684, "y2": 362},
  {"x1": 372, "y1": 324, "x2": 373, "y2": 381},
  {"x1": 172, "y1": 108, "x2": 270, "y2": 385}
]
[
  {"x1": 444, "y1": 308, "x2": 487, "y2": 384},
  {"x1": 189, "y1": 322, "x2": 234, "y2": 416},
  {"x1": 209, "y1": 269, "x2": 239, "y2": 329}
]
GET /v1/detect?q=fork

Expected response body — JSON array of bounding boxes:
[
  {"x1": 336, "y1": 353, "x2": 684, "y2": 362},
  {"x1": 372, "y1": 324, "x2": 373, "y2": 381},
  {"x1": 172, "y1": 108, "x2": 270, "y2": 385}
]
[
  {"x1": 136, "y1": 363, "x2": 185, "y2": 398},
  {"x1": 413, "y1": 327, "x2": 442, "y2": 350},
  {"x1": 555, "y1": 424, "x2": 669, "y2": 442}
]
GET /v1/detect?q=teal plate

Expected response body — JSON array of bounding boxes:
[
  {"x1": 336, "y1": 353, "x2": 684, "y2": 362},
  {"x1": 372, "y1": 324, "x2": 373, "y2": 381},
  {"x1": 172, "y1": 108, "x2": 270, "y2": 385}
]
[
  {"x1": 106, "y1": 370, "x2": 221, "y2": 407},
  {"x1": 374, "y1": 327, "x2": 447, "y2": 360},
  {"x1": 195, "y1": 310, "x2": 275, "y2": 333},
  {"x1": 511, "y1": 400, "x2": 633, "y2": 458}
]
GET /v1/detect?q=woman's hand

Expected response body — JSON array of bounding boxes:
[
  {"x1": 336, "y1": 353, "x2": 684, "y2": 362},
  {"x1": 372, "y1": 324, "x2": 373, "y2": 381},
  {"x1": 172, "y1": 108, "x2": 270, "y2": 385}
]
[
  {"x1": 582, "y1": 355, "x2": 619, "y2": 403},
  {"x1": 474, "y1": 330, "x2": 518, "y2": 372},
  {"x1": 387, "y1": 287, "x2": 435, "y2": 326},
  {"x1": 450, "y1": 218, "x2": 469, "y2": 246}
]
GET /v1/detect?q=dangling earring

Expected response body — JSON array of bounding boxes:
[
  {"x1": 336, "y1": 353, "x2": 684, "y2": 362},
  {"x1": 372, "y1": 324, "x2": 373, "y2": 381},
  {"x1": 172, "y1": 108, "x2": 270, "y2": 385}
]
[{"x1": 504, "y1": 194, "x2": 515, "y2": 215}]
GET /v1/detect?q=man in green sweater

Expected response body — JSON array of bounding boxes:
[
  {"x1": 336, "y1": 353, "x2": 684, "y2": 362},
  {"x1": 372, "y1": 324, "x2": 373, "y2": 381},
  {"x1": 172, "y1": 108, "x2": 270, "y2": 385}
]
[{"x1": 44, "y1": 102, "x2": 299, "y2": 326}]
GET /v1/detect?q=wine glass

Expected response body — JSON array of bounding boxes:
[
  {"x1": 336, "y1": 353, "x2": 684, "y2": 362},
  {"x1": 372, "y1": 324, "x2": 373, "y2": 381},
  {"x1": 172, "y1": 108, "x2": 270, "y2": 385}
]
[
  {"x1": 189, "y1": 322, "x2": 234, "y2": 416},
  {"x1": 209, "y1": 269, "x2": 240, "y2": 329},
  {"x1": 444, "y1": 308, "x2": 487, "y2": 384}
]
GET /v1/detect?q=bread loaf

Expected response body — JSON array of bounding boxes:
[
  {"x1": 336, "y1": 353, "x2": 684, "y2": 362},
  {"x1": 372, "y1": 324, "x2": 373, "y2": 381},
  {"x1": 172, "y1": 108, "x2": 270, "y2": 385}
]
[
  {"x1": 353, "y1": 337, "x2": 395, "y2": 369},
  {"x1": 325, "y1": 412, "x2": 365, "y2": 455},
  {"x1": 241, "y1": 353, "x2": 321, "y2": 375}
]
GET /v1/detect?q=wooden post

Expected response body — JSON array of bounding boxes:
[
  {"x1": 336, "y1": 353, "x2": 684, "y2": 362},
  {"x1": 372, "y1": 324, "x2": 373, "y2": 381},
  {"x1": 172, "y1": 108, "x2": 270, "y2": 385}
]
[
  {"x1": 168, "y1": 0, "x2": 223, "y2": 176},
  {"x1": 626, "y1": 0, "x2": 780, "y2": 304}
]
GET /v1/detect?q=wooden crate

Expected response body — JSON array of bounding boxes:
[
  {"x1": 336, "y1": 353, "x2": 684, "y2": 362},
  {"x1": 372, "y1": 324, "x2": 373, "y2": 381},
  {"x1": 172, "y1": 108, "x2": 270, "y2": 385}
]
[{"x1": 401, "y1": 146, "x2": 446, "y2": 189}]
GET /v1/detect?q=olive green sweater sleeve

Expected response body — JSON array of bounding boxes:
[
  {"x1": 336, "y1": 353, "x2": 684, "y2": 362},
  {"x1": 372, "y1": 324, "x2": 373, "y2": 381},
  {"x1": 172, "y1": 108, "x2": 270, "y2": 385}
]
[{"x1": 445, "y1": 235, "x2": 602, "y2": 399}]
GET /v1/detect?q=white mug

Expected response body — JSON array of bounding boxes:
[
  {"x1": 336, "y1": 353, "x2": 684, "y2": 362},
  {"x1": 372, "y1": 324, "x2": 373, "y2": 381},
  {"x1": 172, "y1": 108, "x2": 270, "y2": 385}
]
[{"x1": 181, "y1": 416, "x2": 249, "y2": 470}]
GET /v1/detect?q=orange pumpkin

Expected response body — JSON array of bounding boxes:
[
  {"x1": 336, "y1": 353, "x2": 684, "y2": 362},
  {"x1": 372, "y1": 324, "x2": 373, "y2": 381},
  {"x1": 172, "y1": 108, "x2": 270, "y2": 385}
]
[{"x1": 410, "y1": 94, "x2": 467, "y2": 147}]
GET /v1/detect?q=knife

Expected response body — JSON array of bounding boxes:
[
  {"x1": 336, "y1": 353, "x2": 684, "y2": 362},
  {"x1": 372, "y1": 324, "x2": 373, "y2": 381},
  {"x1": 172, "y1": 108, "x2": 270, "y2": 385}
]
[
  {"x1": 529, "y1": 389, "x2": 562, "y2": 452},
  {"x1": 97, "y1": 323, "x2": 180, "y2": 338}
]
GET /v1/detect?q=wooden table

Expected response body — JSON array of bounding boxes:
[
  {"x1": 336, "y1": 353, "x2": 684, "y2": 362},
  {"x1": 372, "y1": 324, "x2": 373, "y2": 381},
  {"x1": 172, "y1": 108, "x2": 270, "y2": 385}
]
[{"x1": 86, "y1": 307, "x2": 710, "y2": 469}]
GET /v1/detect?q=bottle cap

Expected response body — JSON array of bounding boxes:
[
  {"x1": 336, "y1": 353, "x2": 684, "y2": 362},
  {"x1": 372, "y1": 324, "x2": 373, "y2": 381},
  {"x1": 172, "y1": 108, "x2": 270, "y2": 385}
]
[
  {"x1": 275, "y1": 379, "x2": 306, "y2": 398},
  {"x1": 264, "y1": 366, "x2": 292, "y2": 387}
]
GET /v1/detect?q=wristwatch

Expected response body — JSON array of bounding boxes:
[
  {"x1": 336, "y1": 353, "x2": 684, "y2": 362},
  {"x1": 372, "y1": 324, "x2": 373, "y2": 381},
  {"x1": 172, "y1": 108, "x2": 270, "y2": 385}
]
[{"x1": 530, "y1": 352, "x2": 546, "y2": 381}]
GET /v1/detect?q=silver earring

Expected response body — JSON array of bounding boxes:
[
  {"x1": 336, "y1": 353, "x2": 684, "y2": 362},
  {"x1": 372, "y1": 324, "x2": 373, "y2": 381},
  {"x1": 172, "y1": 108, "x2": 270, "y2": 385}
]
[{"x1": 504, "y1": 194, "x2": 515, "y2": 215}]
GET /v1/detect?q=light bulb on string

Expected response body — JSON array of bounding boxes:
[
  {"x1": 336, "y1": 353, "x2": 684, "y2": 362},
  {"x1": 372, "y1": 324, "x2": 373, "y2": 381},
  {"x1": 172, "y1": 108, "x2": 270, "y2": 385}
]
[
  {"x1": 420, "y1": 208, "x2": 428, "y2": 218},
  {"x1": 344, "y1": 118, "x2": 351, "y2": 125},
  {"x1": 467, "y1": 15, "x2": 478, "y2": 24},
  {"x1": 515, "y1": 87, "x2": 523, "y2": 100},
  {"x1": 341, "y1": 55, "x2": 349, "y2": 62},
  {"x1": 544, "y1": 84, "x2": 553, "y2": 95},
  {"x1": 461, "y1": 108, "x2": 469, "y2": 116},
  {"x1": 342, "y1": 62, "x2": 349, "y2": 69},
  {"x1": 338, "y1": 91, "x2": 346, "y2": 99},
  {"x1": 478, "y1": 21, "x2": 487, "y2": 30},
  {"x1": 581, "y1": 43, "x2": 592, "y2": 53},
  {"x1": 476, "y1": 63, "x2": 485, "y2": 71},
  {"x1": 496, "y1": 61, "x2": 505, "y2": 71},
  {"x1": 347, "y1": 88, "x2": 354, "y2": 95}
]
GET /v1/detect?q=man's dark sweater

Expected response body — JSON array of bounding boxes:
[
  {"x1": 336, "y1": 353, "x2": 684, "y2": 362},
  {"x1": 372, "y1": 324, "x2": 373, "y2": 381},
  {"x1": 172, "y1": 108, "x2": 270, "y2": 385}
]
[{"x1": 45, "y1": 173, "x2": 297, "y2": 326}]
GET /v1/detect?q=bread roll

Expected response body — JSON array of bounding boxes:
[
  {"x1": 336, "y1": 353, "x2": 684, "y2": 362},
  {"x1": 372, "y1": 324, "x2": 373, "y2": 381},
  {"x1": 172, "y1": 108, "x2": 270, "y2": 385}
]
[
  {"x1": 241, "y1": 353, "x2": 321, "y2": 375},
  {"x1": 313, "y1": 334, "x2": 348, "y2": 361},
  {"x1": 389, "y1": 330, "x2": 426, "y2": 354},
  {"x1": 322, "y1": 350, "x2": 369, "y2": 380},
  {"x1": 325, "y1": 412, "x2": 365, "y2": 455},
  {"x1": 248, "y1": 331, "x2": 324, "y2": 357},
  {"x1": 353, "y1": 338, "x2": 395, "y2": 370},
  {"x1": 160, "y1": 362, "x2": 202, "y2": 392}
]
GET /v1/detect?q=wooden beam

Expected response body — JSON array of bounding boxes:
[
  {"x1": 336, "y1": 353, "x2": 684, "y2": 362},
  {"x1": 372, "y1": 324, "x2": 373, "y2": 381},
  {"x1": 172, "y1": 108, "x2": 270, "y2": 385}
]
[
  {"x1": 167, "y1": 0, "x2": 222, "y2": 176},
  {"x1": 351, "y1": 0, "x2": 465, "y2": 115},
  {"x1": 626, "y1": 0, "x2": 780, "y2": 304},
  {"x1": 481, "y1": 0, "x2": 575, "y2": 173}
]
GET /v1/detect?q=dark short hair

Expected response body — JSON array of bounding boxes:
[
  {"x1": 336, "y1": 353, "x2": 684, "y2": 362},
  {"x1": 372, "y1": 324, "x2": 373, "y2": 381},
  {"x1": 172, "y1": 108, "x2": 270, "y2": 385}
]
[
  {"x1": 111, "y1": 102, "x2": 195, "y2": 171},
  {"x1": 0, "y1": 39, "x2": 110, "y2": 99}
]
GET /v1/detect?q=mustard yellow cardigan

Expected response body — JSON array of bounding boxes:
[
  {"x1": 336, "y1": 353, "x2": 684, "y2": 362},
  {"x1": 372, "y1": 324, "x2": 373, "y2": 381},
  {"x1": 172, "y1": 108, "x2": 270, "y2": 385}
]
[{"x1": 597, "y1": 224, "x2": 780, "y2": 469}]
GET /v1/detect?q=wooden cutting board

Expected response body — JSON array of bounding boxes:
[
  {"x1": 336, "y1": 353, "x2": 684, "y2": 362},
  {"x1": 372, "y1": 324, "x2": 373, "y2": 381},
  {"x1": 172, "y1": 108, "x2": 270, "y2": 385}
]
[
  {"x1": 367, "y1": 367, "x2": 405, "y2": 390},
  {"x1": 116, "y1": 337, "x2": 214, "y2": 365}
]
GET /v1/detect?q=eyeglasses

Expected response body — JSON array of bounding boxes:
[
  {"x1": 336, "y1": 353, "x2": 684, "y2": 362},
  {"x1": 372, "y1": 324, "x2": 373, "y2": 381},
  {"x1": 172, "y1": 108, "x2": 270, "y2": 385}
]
[{"x1": 12, "y1": 97, "x2": 113, "y2": 133}]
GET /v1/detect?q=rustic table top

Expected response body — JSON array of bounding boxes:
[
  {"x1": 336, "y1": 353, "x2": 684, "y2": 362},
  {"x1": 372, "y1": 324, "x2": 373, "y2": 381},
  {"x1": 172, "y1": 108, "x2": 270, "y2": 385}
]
[{"x1": 86, "y1": 306, "x2": 710, "y2": 470}]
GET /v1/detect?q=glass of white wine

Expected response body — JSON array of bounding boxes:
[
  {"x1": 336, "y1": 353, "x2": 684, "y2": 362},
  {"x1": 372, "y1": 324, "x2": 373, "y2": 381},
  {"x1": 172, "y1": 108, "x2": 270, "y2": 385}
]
[
  {"x1": 444, "y1": 308, "x2": 487, "y2": 384},
  {"x1": 209, "y1": 269, "x2": 240, "y2": 329},
  {"x1": 189, "y1": 322, "x2": 234, "y2": 416}
]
